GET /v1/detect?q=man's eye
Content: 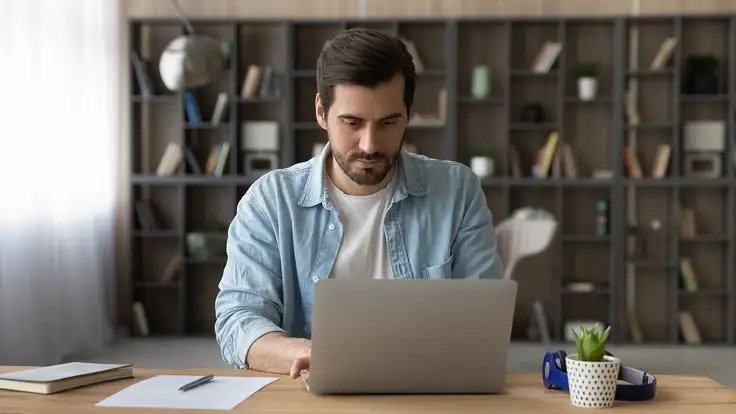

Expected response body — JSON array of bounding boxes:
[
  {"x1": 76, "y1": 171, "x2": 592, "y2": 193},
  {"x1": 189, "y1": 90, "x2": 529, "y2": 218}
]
[
  {"x1": 343, "y1": 120, "x2": 359, "y2": 127},
  {"x1": 382, "y1": 120, "x2": 395, "y2": 126}
]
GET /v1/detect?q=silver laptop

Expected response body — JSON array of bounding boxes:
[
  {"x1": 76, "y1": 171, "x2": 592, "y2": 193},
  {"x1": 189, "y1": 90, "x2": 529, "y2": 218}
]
[{"x1": 306, "y1": 278, "x2": 518, "y2": 394}]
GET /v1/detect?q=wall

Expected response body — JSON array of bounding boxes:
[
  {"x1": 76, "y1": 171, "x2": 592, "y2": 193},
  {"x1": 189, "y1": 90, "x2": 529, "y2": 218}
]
[
  {"x1": 115, "y1": 0, "x2": 736, "y2": 329},
  {"x1": 124, "y1": 0, "x2": 736, "y2": 18}
]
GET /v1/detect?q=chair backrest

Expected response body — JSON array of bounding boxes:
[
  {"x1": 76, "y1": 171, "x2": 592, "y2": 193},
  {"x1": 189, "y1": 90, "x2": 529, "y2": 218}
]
[{"x1": 496, "y1": 215, "x2": 559, "y2": 280}]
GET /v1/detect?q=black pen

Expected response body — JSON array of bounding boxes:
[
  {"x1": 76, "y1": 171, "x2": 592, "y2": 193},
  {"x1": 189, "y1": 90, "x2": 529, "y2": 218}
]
[{"x1": 178, "y1": 375, "x2": 214, "y2": 392}]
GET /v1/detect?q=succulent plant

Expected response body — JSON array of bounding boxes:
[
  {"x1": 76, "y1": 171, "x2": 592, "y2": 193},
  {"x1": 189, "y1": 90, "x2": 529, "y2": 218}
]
[
  {"x1": 573, "y1": 60, "x2": 601, "y2": 78},
  {"x1": 571, "y1": 324, "x2": 611, "y2": 362}
]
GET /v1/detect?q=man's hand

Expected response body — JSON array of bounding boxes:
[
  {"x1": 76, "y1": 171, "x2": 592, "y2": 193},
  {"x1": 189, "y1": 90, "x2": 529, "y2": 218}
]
[
  {"x1": 289, "y1": 354, "x2": 310, "y2": 379},
  {"x1": 246, "y1": 333, "x2": 311, "y2": 377}
]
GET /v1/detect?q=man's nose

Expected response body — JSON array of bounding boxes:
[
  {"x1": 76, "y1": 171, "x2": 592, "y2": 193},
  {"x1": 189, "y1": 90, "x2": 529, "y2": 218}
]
[{"x1": 358, "y1": 126, "x2": 378, "y2": 154}]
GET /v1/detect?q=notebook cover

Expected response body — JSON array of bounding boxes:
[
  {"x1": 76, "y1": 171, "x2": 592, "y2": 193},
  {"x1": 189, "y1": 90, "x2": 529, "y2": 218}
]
[{"x1": 0, "y1": 362, "x2": 133, "y2": 383}]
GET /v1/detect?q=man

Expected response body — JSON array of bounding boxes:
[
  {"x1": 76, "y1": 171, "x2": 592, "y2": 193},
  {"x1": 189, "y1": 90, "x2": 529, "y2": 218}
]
[{"x1": 214, "y1": 28, "x2": 504, "y2": 379}]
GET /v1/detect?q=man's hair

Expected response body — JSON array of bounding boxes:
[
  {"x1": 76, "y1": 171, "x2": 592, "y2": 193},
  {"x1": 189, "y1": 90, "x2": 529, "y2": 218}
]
[{"x1": 316, "y1": 28, "x2": 416, "y2": 119}]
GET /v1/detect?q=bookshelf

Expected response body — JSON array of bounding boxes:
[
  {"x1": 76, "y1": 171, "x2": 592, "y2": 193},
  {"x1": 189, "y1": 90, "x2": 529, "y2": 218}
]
[{"x1": 128, "y1": 14, "x2": 736, "y2": 345}]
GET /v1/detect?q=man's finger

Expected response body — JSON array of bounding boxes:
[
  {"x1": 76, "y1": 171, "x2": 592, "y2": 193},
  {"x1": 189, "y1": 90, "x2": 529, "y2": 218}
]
[
  {"x1": 289, "y1": 360, "x2": 300, "y2": 379},
  {"x1": 290, "y1": 356, "x2": 309, "y2": 379}
]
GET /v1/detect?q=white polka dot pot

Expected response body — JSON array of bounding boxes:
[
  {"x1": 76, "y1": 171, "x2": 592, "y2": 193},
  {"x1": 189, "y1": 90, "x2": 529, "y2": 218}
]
[{"x1": 565, "y1": 354, "x2": 621, "y2": 408}]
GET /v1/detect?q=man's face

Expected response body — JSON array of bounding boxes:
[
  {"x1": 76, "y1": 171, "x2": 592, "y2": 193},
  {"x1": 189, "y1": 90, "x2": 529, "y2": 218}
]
[{"x1": 316, "y1": 74, "x2": 407, "y2": 186}]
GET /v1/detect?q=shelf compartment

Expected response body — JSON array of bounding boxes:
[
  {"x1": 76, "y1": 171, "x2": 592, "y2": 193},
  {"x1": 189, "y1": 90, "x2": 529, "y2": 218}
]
[
  {"x1": 456, "y1": 21, "x2": 508, "y2": 100},
  {"x1": 294, "y1": 22, "x2": 344, "y2": 71}
]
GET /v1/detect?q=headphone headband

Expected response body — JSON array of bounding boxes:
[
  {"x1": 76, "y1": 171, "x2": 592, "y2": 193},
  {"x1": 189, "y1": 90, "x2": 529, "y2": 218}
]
[{"x1": 542, "y1": 350, "x2": 657, "y2": 401}]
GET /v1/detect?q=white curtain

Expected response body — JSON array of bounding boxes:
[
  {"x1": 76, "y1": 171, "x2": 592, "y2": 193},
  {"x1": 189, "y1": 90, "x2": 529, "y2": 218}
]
[{"x1": 0, "y1": 0, "x2": 120, "y2": 365}]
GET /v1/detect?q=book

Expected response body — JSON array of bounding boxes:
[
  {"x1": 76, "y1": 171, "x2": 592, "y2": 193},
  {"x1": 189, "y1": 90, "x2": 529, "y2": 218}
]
[
  {"x1": 241, "y1": 65, "x2": 263, "y2": 98},
  {"x1": 258, "y1": 66, "x2": 275, "y2": 98},
  {"x1": 679, "y1": 257, "x2": 699, "y2": 293},
  {"x1": 134, "y1": 199, "x2": 164, "y2": 230},
  {"x1": 399, "y1": 37, "x2": 424, "y2": 73},
  {"x1": 161, "y1": 252, "x2": 183, "y2": 282},
  {"x1": 533, "y1": 131, "x2": 559, "y2": 178},
  {"x1": 156, "y1": 141, "x2": 182, "y2": 176},
  {"x1": 532, "y1": 42, "x2": 562, "y2": 73},
  {"x1": 204, "y1": 145, "x2": 222, "y2": 175},
  {"x1": 0, "y1": 362, "x2": 133, "y2": 394},
  {"x1": 183, "y1": 91, "x2": 202, "y2": 126},
  {"x1": 509, "y1": 145, "x2": 522, "y2": 178},
  {"x1": 650, "y1": 37, "x2": 677, "y2": 70},
  {"x1": 213, "y1": 142, "x2": 231, "y2": 177},
  {"x1": 651, "y1": 144, "x2": 671, "y2": 178},
  {"x1": 130, "y1": 50, "x2": 153, "y2": 96},
  {"x1": 185, "y1": 147, "x2": 203, "y2": 175},
  {"x1": 679, "y1": 311, "x2": 702, "y2": 344},
  {"x1": 560, "y1": 143, "x2": 578, "y2": 178},
  {"x1": 624, "y1": 145, "x2": 643, "y2": 178},
  {"x1": 132, "y1": 302, "x2": 150, "y2": 336},
  {"x1": 210, "y1": 92, "x2": 229, "y2": 126}
]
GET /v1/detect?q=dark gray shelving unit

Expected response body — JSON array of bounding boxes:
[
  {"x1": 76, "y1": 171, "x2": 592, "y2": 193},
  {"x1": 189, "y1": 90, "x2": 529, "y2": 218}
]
[
  {"x1": 128, "y1": 14, "x2": 736, "y2": 344},
  {"x1": 728, "y1": 16, "x2": 736, "y2": 346},
  {"x1": 620, "y1": 15, "x2": 736, "y2": 346}
]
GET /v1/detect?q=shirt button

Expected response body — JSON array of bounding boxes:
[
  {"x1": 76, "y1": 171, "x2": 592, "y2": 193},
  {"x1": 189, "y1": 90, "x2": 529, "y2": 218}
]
[
  {"x1": 328, "y1": 223, "x2": 335, "y2": 231},
  {"x1": 312, "y1": 275, "x2": 320, "y2": 283}
]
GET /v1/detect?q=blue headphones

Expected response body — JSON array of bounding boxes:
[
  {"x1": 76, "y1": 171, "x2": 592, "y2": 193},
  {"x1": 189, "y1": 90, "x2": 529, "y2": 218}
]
[{"x1": 542, "y1": 349, "x2": 657, "y2": 401}]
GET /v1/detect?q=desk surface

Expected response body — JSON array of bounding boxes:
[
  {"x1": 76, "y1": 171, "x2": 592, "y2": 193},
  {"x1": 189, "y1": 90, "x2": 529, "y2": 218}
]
[{"x1": 1, "y1": 366, "x2": 735, "y2": 413}]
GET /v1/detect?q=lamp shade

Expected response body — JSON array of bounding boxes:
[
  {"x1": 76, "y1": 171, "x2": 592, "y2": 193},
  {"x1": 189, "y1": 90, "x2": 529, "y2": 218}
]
[{"x1": 159, "y1": 34, "x2": 224, "y2": 91}]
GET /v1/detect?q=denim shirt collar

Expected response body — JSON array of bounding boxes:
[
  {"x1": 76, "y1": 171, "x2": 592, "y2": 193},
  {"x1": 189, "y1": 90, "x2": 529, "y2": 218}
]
[{"x1": 297, "y1": 143, "x2": 429, "y2": 208}]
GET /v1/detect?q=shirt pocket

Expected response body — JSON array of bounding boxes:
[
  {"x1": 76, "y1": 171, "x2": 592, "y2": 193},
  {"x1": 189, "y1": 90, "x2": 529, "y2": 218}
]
[{"x1": 420, "y1": 254, "x2": 453, "y2": 280}]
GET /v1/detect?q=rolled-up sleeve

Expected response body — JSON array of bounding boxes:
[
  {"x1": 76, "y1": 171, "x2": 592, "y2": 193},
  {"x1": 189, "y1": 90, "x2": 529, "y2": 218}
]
[{"x1": 214, "y1": 187, "x2": 286, "y2": 369}]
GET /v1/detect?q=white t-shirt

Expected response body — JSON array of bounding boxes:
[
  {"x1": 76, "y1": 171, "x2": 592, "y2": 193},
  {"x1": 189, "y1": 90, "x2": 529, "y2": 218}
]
[{"x1": 326, "y1": 174, "x2": 395, "y2": 280}]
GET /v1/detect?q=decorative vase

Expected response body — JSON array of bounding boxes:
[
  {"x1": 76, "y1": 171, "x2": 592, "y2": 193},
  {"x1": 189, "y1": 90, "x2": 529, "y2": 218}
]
[
  {"x1": 470, "y1": 156, "x2": 494, "y2": 178},
  {"x1": 566, "y1": 354, "x2": 620, "y2": 408},
  {"x1": 471, "y1": 65, "x2": 490, "y2": 99},
  {"x1": 577, "y1": 77, "x2": 598, "y2": 101}
]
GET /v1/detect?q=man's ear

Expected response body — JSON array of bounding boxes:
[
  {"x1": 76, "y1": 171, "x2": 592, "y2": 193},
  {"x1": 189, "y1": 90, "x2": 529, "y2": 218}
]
[{"x1": 315, "y1": 93, "x2": 327, "y2": 130}]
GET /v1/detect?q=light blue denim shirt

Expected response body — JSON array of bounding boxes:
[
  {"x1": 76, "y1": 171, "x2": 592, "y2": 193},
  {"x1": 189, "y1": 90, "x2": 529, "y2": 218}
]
[{"x1": 214, "y1": 145, "x2": 505, "y2": 369}]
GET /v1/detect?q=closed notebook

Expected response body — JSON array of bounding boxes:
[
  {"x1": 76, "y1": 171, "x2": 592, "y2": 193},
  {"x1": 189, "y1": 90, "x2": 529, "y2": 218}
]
[{"x1": 0, "y1": 362, "x2": 133, "y2": 394}]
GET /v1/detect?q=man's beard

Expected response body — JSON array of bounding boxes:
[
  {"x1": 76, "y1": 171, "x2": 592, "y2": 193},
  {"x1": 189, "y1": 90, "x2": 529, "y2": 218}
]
[{"x1": 331, "y1": 141, "x2": 401, "y2": 186}]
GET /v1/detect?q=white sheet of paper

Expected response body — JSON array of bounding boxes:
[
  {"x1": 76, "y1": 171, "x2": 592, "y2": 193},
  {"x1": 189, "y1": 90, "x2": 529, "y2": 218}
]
[{"x1": 95, "y1": 375, "x2": 278, "y2": 410}]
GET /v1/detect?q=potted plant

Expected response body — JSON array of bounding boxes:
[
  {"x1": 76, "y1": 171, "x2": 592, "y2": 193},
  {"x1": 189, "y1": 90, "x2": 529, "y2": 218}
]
[
  {"x1": 683, "y1": 55, "x2": 719, "y2": 95},
  {"x1": 469, "y1": 145, "x2": 494, "y2": 178},
  {"x1": 573, "y1": 60, "x2": 601, "y2": 101},
  {"x1": 566, "y1": 324, "x2": 620, "y2": 408}
]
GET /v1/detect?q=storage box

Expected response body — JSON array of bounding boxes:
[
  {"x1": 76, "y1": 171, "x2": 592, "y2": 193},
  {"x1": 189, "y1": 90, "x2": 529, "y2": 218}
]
[{"x1": 683, "y1": 121, "x2": 725, "y2": 152}]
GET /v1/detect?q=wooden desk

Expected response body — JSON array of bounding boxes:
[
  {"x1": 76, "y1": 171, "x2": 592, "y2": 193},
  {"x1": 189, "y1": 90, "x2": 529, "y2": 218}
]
[{"x1": 1, "y1": 366, "x2": 735, "y2": 413}]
